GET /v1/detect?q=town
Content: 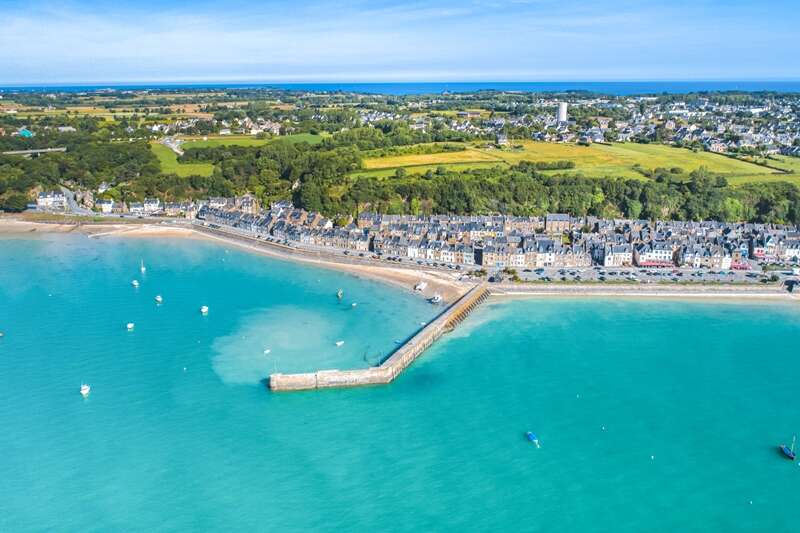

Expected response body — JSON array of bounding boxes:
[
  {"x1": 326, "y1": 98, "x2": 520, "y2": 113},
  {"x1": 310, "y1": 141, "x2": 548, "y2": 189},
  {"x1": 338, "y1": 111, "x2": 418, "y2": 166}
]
[{"x1": 38, "y1": 187, "x2": 800, "y2": 282}]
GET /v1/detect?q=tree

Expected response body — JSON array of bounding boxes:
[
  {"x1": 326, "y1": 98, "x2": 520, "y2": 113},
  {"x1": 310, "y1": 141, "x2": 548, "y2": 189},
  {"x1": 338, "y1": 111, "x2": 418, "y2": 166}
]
[{"x1": 0, "y1": 193, "x2": 29, "y2": 212}]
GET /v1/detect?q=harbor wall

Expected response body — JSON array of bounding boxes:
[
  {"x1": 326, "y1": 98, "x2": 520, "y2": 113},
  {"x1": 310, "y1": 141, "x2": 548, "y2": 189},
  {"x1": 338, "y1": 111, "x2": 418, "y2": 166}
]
[{"x1": 269, "y1": 283, "x2": 489, "y2": 392}]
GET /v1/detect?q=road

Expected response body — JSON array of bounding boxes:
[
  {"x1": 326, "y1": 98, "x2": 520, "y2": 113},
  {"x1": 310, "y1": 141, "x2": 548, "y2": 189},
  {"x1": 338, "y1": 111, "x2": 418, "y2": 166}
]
[{"x1": 59, "y1": 186, "x2": 94, "y2": 216}]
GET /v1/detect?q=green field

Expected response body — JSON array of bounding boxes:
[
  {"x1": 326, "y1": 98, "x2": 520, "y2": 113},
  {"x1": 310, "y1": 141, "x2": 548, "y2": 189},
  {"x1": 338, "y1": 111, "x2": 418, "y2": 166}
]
[
  {"x1": 150, "y1": 143, "x2": 214, "y2": 177},
  {"x1": 180, "y1": 133, "x2": 325, "y2": 150},
  {"x1": 357, "y1": 141, "x2": 797, "y2": 185}
]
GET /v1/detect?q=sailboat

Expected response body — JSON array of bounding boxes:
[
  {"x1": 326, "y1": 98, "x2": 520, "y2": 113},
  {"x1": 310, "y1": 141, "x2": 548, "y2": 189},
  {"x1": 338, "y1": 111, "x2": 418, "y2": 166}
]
[
  {"x1": 779, "y1": 435, "x2": 796, "y2": 460},
  {"x1": 140, "y1": 259, "x2": 146, "y2": 273}
]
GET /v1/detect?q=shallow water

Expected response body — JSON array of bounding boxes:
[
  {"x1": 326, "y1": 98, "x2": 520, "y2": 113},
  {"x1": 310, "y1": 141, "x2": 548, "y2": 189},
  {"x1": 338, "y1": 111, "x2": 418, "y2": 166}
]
[{"x1": 1, "y1": 235, "x2": 799, "y2": 532}]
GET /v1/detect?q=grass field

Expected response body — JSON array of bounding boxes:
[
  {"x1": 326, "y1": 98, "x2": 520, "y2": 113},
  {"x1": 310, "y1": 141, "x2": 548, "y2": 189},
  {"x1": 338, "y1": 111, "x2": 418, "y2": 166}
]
[
  {"x1": 357, "y1": 141, "x2": 796, "y2": 185},
  {"x1": 150, "y1": 143, "x2": 214, "y2": 177},
  {"x1": 180, "y1": 133, "x2": 325, "y2": 150}
]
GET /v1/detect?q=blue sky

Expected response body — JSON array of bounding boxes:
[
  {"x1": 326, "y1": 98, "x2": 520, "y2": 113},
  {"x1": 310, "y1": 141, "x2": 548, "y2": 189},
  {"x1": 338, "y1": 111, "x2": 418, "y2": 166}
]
[{"x1": 0, "y1": 0, "x2": 798, "y2": 84}]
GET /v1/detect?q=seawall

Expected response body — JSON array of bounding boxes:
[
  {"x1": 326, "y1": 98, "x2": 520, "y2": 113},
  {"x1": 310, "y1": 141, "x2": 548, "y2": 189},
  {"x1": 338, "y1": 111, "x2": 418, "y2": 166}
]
[{"x1": 269, "y1": 283, "x2": 489, "y2": 391}]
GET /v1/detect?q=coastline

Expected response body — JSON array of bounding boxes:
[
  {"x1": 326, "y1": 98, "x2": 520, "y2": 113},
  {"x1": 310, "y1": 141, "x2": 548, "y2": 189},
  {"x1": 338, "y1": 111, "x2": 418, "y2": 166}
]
[
  {"x1": 2, "y1": 216, "x2": 798, "y2": 305},
  {"x1": 0, "y1": 217, "x2": 469, "y2": 302}
]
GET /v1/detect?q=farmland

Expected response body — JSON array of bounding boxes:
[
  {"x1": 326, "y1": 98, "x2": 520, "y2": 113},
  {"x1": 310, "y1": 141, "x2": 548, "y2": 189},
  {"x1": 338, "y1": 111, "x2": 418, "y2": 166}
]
[{"x1": 356, "y1": 141, "x2": 796, "y2": 185}]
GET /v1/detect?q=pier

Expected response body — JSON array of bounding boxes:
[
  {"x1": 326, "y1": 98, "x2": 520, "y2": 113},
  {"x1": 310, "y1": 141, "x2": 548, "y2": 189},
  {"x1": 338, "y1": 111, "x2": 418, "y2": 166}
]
[{"x1": 269, "y1": 283, "x2": 490, "y2": 391}]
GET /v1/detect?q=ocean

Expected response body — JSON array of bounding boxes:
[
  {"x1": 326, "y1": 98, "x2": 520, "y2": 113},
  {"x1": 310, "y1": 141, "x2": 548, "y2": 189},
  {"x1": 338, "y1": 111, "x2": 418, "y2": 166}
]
[
  {"x1": 1, "y1": 234, "x2": 800, "y2": 532},
  {"x1": 2, "y1": 81, "x2": 800, "y2": 96}
]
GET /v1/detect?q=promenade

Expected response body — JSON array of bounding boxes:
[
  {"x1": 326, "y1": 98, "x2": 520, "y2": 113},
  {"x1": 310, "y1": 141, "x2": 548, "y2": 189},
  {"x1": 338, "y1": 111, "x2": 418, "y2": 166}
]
[{"x1": 269, "y1": 283, "x2": 490, "y2": 391}]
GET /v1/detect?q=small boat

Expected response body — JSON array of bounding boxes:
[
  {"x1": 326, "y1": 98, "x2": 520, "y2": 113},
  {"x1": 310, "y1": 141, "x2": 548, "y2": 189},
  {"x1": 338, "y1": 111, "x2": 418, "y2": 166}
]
[
  {"x1": 336, "y1": 289, "x2": 344, "y2": 300},
  {"x1": 200, "y1": 305, "x2": 209, "y2": 315},
  {"x1": 779, "y1": 435, "x2": 796, "y2": 460},
  {"x1": 0, "y1": 332, "x2": 4, "y2": 338},
  {"x1": 131, "y1": 280, "x2": 140, "y2": 288},
  {"x1": 155, "y1": 295, "x2": 163, "y2": 304},
  {"x1": 526, "y1": 431, "x2": 540, "y2": 448},
  {"x1": 414, "y1": 281, "x2": 428, "y2": 291},
  {"x1": 80, "y1": 384, "x2": 91, "y2": 397},
  {"x1": 429, "y1": 294, "x2": 442, "y2": 304},
  {"x1": 126, "y1": 322, "x2": 135, "y2": 331},
  {"x1": 140, "y1": 260, "x2": 146, "y2": 273},
  {"x1": 263, "y1": 349, "x2": 271, "y2": 355},
  {"x1": 351, "y1": 302, "x2": 358, "y2": 308},
  {"x1": 335, "y1": 340, "x2": 345, "y2": 347}
]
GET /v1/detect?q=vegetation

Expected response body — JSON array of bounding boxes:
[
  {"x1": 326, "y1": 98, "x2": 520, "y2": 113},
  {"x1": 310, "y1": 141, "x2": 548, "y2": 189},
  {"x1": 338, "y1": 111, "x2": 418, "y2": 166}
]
[
  {"x1": 150, "y1": 143, "x2": 214, "y2": 177},
  {"x1": 358, "y1": 141, "x2": 787, "y2": 184}
]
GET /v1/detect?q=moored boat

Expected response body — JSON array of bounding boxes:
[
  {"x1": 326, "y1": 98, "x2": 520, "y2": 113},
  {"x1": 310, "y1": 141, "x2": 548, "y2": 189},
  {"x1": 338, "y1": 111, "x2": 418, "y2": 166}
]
[
  {"x1": 779, "y1": 435, "x2": 796, "y2": 460},
  {"x1": 414, "y1": 281, "x2": 427, "y2": 291},
  {"x1": 140, "y1": 259, "x2": 146, "y2": 273},
  {"x1": 155, "y1": 295, "x2": 163, "y2": 304},
  {"x1": 200, "y1": 305, "x2": 209, "y2": 315},
  {"x1": 131, "y1": 280, "x2": 140, "y2": 288},
  {"x1": 429, "y1": 294, "x2": 442, "y2": 304},
  {"x1": 126, "y1": 322, "x2": 135, "y2": 331},
  {"x1": 526, "y1": 431, "x2": 540, "y2": 448},
  {"x1": 80, "y1": 383, "x2": 91, "y2": 397},
  {"x1": 336, "y1": 289, "x2": 344, "y2": 300}
]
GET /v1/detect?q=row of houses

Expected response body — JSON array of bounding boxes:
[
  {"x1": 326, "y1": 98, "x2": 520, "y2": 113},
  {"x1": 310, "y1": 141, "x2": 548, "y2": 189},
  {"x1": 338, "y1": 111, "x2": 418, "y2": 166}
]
[{"x1": 196, "y1": 203, "x2": 800, "y2": 270}]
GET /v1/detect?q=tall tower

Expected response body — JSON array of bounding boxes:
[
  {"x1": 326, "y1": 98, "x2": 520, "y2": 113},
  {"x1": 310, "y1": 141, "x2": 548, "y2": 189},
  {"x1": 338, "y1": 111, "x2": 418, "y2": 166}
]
[{"x1": 557, "y1": 102, "x2": 568, "y2": 123}]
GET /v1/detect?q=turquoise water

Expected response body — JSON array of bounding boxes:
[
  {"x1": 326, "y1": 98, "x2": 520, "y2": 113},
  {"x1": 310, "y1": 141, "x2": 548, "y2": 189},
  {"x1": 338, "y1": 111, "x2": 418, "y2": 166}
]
[{"x1": 2, "y1": 234, "x2": 800, "y2": 531}]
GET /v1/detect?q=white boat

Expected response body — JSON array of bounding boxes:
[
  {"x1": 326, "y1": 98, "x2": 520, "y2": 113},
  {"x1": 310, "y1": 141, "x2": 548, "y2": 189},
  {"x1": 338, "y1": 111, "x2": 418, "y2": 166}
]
[
  {"x1": 131, "y1": 280, "x2": 140, "y2": 288},
  {"x1": 351, "y1": 302, "x2": 358, "y2": 308},
  {"x1": 126, "y1": 322, "x2": 135, "y2": 331},
  {"x1": 414, "y1": 281, "x2": 428, "y2": 291},
  {"x1": 80, "y1": 384, "x2": 91, "y2": 397},
  {"x1": 155, "y1": 295, "x2": 163, "y2": 304},
  {"x1": 335, "y1": 340, "x2": 345, "y2": 347},
  {"x1": 336, "y1": 289, "x2": 344, "y2": 300},
  {"x1": 263, "y1": 349, "x2": 271, "y2": 355},
  {"x1": 140, "y1": 260, "x2": 146, "y2": 273},
  {"x1": 200, "y1": 305, "x2": 209, "y2": 315},
  {"x1": 429, "y1": 294, "x2": 442, "y2": 304}
]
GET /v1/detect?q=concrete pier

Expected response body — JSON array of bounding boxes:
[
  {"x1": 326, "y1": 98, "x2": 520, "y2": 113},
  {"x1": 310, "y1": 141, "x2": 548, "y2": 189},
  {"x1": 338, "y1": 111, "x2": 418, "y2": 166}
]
[{"x1": 269, "y1": 283, "x2": 490, "y2": 392}]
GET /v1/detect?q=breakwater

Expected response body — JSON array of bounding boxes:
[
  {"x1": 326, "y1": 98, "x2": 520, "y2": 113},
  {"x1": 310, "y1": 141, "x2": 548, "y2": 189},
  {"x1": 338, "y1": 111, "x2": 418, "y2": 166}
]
[{"x1": 269, "y1": 283, "x2": 489, "y2": 391}]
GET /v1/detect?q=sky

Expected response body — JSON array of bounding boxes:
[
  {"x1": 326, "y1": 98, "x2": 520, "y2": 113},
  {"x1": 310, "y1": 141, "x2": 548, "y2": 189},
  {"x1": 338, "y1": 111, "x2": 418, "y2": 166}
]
[{"x1": 0, "y1": 0, "x2": 798, "y2": 84}]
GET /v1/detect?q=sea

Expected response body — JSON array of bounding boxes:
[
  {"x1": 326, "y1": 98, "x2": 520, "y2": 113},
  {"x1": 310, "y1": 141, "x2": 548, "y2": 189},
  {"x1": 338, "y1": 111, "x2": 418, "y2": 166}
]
[
  {"x1": 2, "y1": 81, "x2": 800, "y2": 96},
  {"x1": 1, "y1": 233, "x2": 800, "y2": 532}
]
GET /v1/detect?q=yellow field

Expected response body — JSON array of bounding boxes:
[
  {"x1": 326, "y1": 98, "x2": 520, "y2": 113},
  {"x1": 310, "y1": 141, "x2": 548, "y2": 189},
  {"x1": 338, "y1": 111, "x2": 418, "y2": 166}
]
[{"x1": 358, "y1": 141, "x2": 796, "y2": 184}]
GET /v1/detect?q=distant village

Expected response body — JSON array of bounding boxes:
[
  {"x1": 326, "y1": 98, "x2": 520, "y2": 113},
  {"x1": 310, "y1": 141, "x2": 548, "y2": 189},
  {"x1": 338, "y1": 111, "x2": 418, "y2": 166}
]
[{"x1": 5, "y1": 90, "x2": 800, "y2": 156}]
